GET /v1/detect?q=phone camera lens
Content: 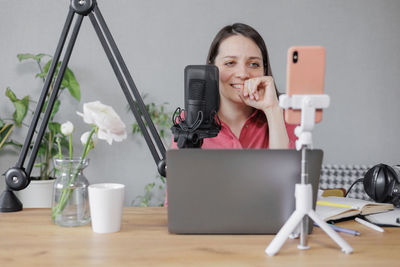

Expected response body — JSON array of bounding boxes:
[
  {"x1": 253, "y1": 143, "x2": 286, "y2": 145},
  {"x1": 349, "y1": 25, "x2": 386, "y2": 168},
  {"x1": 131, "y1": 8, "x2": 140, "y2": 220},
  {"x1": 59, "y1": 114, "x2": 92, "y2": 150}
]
[{"x1": 293, "y1": 51, "x2": 298, "y2": 63}]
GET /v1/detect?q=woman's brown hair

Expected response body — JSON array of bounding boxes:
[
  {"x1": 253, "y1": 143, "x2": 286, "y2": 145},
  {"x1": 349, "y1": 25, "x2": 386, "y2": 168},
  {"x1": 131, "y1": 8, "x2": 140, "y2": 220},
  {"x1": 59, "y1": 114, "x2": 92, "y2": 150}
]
[{"x1": 207, "y1": 23, "x2": 278, "y2": 92}]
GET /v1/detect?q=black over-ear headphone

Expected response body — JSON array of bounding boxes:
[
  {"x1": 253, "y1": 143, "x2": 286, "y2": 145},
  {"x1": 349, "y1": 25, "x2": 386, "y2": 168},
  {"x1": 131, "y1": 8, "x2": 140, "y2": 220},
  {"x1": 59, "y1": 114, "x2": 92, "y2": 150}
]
[{"x1": 348, "y1": 164, "x2": 400, "y2": 207}]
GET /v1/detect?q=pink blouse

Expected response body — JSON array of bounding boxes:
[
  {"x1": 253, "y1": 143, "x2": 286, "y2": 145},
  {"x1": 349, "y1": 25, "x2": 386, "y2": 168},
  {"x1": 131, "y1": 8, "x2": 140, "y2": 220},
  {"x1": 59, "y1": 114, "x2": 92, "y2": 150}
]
[
  {"x1": 171, "y1": 110, "x2": 297, "y2": 149},
  {"x1": 165, "y1": 110, "x2": 298, "y2": 206}
]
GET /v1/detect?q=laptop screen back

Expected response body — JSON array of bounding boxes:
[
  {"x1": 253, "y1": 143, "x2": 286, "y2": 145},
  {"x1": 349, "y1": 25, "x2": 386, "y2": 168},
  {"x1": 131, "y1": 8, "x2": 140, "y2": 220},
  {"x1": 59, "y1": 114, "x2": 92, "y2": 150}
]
[{"x1": 167, "y1": 149, "x2": 323, "y2": 234}]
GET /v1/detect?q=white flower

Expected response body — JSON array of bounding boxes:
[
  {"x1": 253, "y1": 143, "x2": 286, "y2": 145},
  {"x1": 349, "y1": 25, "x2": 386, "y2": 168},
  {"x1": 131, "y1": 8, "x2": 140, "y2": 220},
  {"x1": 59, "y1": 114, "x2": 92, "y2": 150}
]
[
  {"x1": 77, "y1": 101, "x2": 127, "y2": 145},
  {"x1": 80, "y1": 131, "x2": 98, "y2": 147},
  {"x1": 61, "y1": 121, "x2": 74, "y2": 136}
]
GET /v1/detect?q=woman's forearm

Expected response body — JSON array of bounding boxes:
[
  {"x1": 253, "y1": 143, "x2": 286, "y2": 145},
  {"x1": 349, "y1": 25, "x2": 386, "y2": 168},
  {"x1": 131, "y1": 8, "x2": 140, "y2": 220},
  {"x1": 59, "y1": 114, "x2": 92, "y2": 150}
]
[{"x1": 263, "y1": 106, "x2": 289, "y2": 149}]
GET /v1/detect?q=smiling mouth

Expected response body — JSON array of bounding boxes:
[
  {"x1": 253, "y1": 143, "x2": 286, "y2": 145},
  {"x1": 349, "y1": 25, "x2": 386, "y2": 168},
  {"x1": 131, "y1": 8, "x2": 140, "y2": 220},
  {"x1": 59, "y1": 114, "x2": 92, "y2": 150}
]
[{"x1": 231, "y1": 84, "x2": 243, "y2": 90}]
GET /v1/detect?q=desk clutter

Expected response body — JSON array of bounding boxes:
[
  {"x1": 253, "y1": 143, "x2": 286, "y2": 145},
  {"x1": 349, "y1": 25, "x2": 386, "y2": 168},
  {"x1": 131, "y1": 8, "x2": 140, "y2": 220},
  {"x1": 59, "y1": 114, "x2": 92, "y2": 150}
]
[
  {"x1": 317, "y1": 164, "x2": 400, "y2": 229},
  {"x1": 319, "y1": 164, "x2": 373, "y2": 200}
]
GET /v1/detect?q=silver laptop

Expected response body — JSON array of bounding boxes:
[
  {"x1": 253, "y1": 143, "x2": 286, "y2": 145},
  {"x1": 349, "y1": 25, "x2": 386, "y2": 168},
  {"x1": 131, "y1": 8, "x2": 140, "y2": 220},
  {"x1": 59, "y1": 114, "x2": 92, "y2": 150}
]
[{"x1": 166, "y1": 149, "x2": 323, "y2": 234}]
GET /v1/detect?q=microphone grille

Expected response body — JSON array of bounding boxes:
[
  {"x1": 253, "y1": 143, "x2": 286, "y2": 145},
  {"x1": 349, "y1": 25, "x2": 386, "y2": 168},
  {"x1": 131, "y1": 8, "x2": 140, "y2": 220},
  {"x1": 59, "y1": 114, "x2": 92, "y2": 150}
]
[{"x1": 189, "y1": 79, "x2": 206, "y2": 100}]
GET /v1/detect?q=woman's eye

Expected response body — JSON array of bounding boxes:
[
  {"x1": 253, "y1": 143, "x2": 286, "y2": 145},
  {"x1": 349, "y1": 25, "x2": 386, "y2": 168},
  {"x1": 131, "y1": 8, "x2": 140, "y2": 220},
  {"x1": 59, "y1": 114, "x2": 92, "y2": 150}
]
[
  {"x1": 249, "y1": 62, "x2": 260, "y2": 68},
  {"x1": 225, "y1": 61, "x2": 235, "y2": 66}
]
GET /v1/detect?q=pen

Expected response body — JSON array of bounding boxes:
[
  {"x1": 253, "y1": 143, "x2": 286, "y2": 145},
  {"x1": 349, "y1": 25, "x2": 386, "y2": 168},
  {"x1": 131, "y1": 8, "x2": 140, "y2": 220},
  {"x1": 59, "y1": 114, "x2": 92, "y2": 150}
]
[
  {"x1": 355, "y1": 217, "x2": 385, "y2": 232},
  {"x1": 313, "y1": 223, "x2": 360, "y2": 236}
]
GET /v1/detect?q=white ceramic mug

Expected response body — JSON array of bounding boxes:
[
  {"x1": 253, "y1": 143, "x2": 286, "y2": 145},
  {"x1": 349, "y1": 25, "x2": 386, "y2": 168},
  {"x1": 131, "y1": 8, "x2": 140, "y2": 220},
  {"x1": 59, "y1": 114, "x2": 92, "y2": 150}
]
[{"x1": 88, "y1": 183, "x2": 125, "y2": 233}]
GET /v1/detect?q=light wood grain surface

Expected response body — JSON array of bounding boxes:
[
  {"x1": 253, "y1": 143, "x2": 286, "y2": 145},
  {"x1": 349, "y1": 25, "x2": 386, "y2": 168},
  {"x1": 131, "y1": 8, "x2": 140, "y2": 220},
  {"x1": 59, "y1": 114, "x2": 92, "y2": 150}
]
[{"x1": 0, "y1": 207, "x2": 399, "y2": 266}]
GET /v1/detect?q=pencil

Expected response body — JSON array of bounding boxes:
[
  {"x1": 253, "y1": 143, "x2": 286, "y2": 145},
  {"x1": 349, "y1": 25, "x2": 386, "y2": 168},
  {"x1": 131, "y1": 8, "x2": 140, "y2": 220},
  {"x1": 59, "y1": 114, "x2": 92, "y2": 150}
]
[
  {"x1": 314, "y1": 223, "x2": 360, "y2": 236},
  {"x1": 355, "y1": 217, "x2": 385, "y2": 232}
]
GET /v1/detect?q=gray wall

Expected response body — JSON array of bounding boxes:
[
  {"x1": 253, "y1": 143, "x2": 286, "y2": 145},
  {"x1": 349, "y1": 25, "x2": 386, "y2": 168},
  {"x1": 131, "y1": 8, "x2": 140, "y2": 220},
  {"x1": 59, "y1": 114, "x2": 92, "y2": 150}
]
[{"x1": 1, "y1": 0, "x2": 400, "y2": 204}]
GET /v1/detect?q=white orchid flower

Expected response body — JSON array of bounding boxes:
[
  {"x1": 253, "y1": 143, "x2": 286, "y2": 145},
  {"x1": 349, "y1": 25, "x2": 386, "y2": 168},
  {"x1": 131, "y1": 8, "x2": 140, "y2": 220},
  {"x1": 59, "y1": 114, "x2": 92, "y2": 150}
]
[
  {"x1": 61, "y1": 121, "x2": 74, "y2": 136},
  {"x1": 77, "y1": 101, "x2": 127, "y2": 145}
]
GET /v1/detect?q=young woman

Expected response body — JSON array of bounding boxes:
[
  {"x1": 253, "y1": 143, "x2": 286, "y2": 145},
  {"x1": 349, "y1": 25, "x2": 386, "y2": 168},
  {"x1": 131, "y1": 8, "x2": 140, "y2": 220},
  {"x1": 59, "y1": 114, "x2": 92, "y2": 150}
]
[
  {"x1": 204, "y1": 23, "x2": 296, "y2": 149},
  {"x1": 166, "y1": 23, "x2": 297, "y2": 206},
  {"x1": 173, "y1": 23, "x2": 296, "y2": 149}
]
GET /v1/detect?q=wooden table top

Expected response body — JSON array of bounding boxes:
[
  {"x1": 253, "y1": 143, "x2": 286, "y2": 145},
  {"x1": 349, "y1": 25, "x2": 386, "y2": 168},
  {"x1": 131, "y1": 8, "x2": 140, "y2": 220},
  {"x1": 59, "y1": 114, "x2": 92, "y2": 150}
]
[{"x1": 0, "y1": 207, "x2": 399, "y2": 266}]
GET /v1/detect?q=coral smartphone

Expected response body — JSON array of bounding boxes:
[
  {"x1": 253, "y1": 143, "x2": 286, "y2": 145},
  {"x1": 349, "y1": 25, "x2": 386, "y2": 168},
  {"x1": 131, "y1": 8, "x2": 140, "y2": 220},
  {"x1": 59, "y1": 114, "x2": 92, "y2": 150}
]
[{"x1": 285, "y1": 46, "x2": 326, "y2": 124}]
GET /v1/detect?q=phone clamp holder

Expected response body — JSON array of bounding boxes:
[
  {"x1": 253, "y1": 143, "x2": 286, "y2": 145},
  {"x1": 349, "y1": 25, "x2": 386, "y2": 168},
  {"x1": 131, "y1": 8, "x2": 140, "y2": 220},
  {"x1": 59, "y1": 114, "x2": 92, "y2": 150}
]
[
  {"x1": 279, "y1": 94, "x2": 330, "y2": 150},
  {"x1": 265, "y1": 94, "x2": 353, "y2": 256}
]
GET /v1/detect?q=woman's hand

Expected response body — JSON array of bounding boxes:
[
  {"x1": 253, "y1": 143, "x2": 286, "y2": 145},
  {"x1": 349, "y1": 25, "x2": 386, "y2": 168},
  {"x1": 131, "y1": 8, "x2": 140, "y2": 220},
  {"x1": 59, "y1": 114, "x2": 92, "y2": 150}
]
[
  {"x1": 239, "y1": 76, "x2": 289, "y2": 148},
  {"x1": 239, "y1": 76, "x2": 279, "y2": 112}
]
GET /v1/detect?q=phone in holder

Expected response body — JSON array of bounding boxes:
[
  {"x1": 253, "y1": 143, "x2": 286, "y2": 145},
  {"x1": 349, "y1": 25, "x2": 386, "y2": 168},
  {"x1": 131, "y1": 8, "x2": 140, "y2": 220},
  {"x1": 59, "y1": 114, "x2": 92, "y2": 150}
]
[{"x1": 285, "y1": 46, "x2": 326, "y2": 125}]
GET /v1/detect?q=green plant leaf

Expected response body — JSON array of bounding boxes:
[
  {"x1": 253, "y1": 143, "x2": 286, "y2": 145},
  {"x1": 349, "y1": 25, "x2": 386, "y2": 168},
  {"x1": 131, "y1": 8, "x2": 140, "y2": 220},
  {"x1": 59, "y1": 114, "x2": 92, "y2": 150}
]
[
  {"x1": 5, "y1": 87, "x2": 17, "y2": 102},
  {"x1": 48, "y1": 122, "x2": 61, "y2": 135},
  {"x1": 145, "y1": 182, "x2": 155, "y2": 192},
  {"x1": 37, "y1": 142, "x2": 46, "y2": 157},
  {"x1": 41, "y1": 99, "x2": 60, "y2": 118},
  {"x1": 21, "y1": 96, "x2": 29, "y2": 110},
  {"x1": 5, "y1": 88, "x2": 30, "y2": 127},
  {"x1": 42, "y1": 59, "x2": 52, "y2": 75},
  {"x1": 17, "y1": 53, "x2": 46, "y2": 62},
  {"x1": 50, "y1": 99, "x2": 61, "y2": 121},
  {"x1": 35, "y1": 72, "x2": 47, "y2": 79},
  {"x1": 34, "y1": 53, "x2": 46, "y2": 62},
  {"x1": 0, "y1": 119, "x2": 4, "y2": 128},
  {"x1": 34, "y1": 162, "x2": 44, "y2": 168},
  {"x1": 62, "y1": 67, "x2": 80, "y2": 101},
  {"x1": 43, "y1": 60, "x2": 62, "y2": 87},
  {"x1": 12, "y1": 99, "x2": 29, "y2": 127},
  {"x1": 132, "y1": 124, "x2": 141, "y2": 135},
  {"x1": 17, "y1": 53, "x2": 35, "y2": 61},
  {"x1": 42, "y1": 59, "x2": 80, "y2": 101},
  {"x1": 159, "y1": 176, "x2": 166, "y2": 184},
  {"x1": 41, "y1": 100, "x2": 48, "y2": 114},
  {"x1": 131, "y1": 99, "x2": 172, "y2": 141}
]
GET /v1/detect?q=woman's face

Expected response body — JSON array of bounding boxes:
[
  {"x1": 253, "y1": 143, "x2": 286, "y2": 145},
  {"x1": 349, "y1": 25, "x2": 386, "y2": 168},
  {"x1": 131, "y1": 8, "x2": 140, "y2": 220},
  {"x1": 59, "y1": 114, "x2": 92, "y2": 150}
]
[{"x1": 214, "y1": 34, "x2": 264, "y2": 105}]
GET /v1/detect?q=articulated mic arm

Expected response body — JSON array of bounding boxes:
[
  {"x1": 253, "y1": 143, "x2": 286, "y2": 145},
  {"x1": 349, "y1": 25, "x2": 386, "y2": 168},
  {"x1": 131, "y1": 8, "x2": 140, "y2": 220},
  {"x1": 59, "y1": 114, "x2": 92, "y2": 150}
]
[{"x1": 0, "y1": 0, "x2": 166, "y2": 212}]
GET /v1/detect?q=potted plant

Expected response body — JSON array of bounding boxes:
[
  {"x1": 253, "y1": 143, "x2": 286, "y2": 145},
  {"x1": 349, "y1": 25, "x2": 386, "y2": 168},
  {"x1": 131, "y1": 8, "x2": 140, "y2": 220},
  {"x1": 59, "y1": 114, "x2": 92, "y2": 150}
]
[{"x1": 0, "y1": 53, "x2": 81, "y2": 208}]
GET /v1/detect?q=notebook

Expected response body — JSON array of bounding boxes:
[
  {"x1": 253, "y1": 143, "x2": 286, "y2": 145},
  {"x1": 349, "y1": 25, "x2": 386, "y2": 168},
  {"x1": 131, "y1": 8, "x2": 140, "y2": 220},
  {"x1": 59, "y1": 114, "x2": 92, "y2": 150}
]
[
  {"x1": 365, "y1": 209, "x2": 400, "y2": 226},
  {"x1": 166, "y1": 149, "x2": 323, "y2": 234},
  {"x1": 316, "y1": 196, "x2": 394, "y2": 221}
]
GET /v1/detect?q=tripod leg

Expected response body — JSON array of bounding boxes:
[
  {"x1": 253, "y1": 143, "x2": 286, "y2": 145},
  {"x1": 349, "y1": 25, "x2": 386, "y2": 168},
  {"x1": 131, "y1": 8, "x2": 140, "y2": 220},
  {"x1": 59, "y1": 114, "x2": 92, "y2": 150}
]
[
  {"x1": 265, "y1": 209, "x2": 305, "y2": 256},
  {"x1": 308, "y1": 210, "x2": 353, "y2": 254}
]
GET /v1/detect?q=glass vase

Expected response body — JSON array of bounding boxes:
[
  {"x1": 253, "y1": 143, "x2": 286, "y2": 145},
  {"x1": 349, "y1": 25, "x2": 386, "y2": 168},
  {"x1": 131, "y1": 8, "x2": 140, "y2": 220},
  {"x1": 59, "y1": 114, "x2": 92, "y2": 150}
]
[{"x1": 51, "y1": 158, "x2": 90, "y2": 227}]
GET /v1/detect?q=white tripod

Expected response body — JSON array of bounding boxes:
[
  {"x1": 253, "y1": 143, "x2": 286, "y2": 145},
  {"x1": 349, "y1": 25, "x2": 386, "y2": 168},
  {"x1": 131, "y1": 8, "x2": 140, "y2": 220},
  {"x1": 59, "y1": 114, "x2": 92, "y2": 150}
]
[{"x1": 265, "y1": 94, "x2": 353, "y2": 256}]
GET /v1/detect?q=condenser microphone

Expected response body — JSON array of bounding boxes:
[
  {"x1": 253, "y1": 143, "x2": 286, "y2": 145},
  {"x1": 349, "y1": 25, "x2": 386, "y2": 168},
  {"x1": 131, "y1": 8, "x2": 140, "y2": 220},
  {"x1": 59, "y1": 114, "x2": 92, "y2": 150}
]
[
  {"x1": 171, "y1": 65, "x2": 221, "y2": 148},
  {"x1": 187, "y1": 79, "x2": 206, "y2": 126}
]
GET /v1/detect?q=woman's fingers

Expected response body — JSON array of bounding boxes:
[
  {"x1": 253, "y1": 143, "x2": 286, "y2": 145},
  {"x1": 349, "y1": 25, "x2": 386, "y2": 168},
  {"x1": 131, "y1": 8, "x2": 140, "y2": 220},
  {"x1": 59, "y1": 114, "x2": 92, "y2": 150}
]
[
  {"x1": 243, "y1": 79, "x2": 250, "y2": 97},
  {"x1": 244, "y1": 78, "x2": 256, "y2": 100},
  {"x1": 244, "y1": 77, "x2": 272, "y2": 101}
]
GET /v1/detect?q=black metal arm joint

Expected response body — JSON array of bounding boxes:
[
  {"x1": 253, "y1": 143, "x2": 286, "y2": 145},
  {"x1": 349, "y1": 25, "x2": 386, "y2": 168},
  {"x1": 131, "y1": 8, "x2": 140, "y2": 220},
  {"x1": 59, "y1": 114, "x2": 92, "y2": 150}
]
[{"x1": 71, "y1": 0, "x2": 96, "y2": 15}]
